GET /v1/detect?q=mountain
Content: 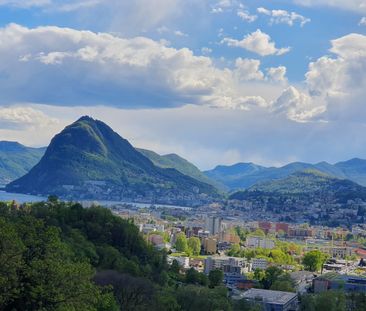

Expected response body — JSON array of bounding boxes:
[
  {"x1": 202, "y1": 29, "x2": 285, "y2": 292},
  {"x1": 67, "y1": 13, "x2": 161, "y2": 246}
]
[
  {"x1": 6, "y1": 116, "x2": 218, "y2": 205},
  {"x1": 230, "y1": 169, "x2": 366, "y2": 206},
  {"x1": 205, "y1": 159, "x2": 366, "y2": 190},
  {"x1": 137, "y1": 148, "x2": 225, "y2": 190},
  {"x1": 334, "y1": 158, "x2": 366, "y2": 186},
  {"x1": 0, "y1": 141, "x2": 45, "y2": 185}
]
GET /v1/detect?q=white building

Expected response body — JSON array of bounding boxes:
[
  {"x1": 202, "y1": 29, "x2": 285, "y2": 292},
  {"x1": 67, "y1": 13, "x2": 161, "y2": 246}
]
[
  {"x1": 246, "y1": 236, "x2": 275, "y2": 249},
  {"x1": 251, "y1": 258, "x2": 268, "y2": 270},
  {"x1": 204, "y1": 256, "x2": 250, "y2": 274}
]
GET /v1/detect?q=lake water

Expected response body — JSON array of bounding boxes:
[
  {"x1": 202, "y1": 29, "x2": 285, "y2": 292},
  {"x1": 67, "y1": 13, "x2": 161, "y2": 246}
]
[
  {"x1": 0, "y1": 191, "x2": 47, "y2": 203},
  {"x1": 0, "y1": 190, "x2": 192, "y2": 210}
]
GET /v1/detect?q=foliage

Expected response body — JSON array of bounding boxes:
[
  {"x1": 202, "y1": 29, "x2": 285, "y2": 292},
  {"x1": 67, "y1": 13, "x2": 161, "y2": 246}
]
[
  {"x1": 208, "y1": 269, "x2": 224, "y2": 288},
  {"x1": 175, "y1": 232, "x2": 188, "y2": 252},
  {"x1": 303, "y1": 250, "x2": 328, "y2": 272},
  {"x1": 188, "y1": 237, "x2": 201, "y2": 256},
  {"x1": 0, "y1": 200, "x2": 239, "y2": 310}
]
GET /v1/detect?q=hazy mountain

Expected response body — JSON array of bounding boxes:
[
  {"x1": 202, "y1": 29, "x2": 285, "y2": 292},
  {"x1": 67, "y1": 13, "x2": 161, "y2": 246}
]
[
  {"x1": 137, "y1": 148, "x2": 225, "y2": 190},
  {"x1": 0, "y1": 141, "x2": 45, "y2": 185},
  {"x1": 205, "y1": 159, "x2": 366, "y2": 190},
  {"x1": 6, "y1": 116, "x2": 218, "y2": 205},
  {"x1": 334, "y1": 158, "x2": 366, "y2": 186},
  {"x1": 230, "y1": 169, "x2": 366, "y2": 203}
]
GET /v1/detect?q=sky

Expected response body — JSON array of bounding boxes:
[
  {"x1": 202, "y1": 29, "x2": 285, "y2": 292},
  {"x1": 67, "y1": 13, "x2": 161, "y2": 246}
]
[{"x1": 0, "y1": 0, "x2": 366, "y2": 170}]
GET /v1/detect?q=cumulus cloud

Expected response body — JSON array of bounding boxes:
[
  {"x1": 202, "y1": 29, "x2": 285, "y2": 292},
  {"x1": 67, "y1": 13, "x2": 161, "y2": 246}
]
[
  {"x1": 222, "y1": 29, "x2": 291, "y2": 56},
  {"x1": 237, "y1": 10, "x2": 257, "y2": 23},
  {"x1": 306, "y1": 33, "x2": 366, "y2": 98},
  {"x1": 0, "y1": 23, "x2": 284, "y2": 114},
  {"x1": 271, "y1": 86, "x2": 325, "y2": 122},
  {"x1": 266, "y1": 66, "x2": 288, "y2": 83},
  {"x1": 234, "y1": 58, "x2": 264, "y2": 81},
  {"x1": 272, "y1": 32, "x2": 366, "y2": 122},
  {"x1": 0, "y1": 106, "x2": 57, "y2": 130},
  {"x1": 359, "y1": 17, "x2": 366, "y2": 26},
  {"x1": 257, "y1": 7, "x2": 310, "y2": 27}
]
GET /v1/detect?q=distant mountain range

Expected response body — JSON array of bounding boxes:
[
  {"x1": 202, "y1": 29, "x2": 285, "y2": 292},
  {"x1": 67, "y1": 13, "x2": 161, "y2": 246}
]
[
  {"x1": 230, "y1": 169, "x2": 366, "y2": 202},
  {"x1": 6, "y1": 116, "x2": 218, "y2": 205},
  {"x1": 204, "y1": 159, "x2": 366, "y2": 190},
  {"x1": 0, "y1": 142, "x2": 45, "y2": 186}
]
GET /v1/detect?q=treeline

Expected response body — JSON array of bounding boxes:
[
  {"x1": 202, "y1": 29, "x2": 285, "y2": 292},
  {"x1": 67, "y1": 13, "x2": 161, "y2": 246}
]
[{"x1": 0, "y1": 198, "x2": 238, "y2": 311}]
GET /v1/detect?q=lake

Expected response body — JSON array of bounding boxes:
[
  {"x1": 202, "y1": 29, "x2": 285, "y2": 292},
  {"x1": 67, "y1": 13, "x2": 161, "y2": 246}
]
[{"x1": 0, "y1": 191, "x2": 192, "y2": 210}]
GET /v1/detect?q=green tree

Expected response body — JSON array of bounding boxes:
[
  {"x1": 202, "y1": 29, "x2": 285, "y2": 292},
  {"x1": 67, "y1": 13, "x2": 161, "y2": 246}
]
[
  {"x1": 303, "y1": 250, "x2": 328, "y2": 272},
  {"x1": 175, "y1": 232, "x2": 188, "y2": 253},
  {"x1": 208, "y1": 269, "x2": 224, "y2": 288},
  {"x1": 188, "y1": 237, "x2": 201, "y2": 256}
]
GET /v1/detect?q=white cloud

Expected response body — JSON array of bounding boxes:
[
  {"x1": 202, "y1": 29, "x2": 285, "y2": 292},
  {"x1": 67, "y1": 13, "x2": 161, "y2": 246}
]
[
  {"x1": 237, "y1": 10, "x2": 257, "y2": 23},
  {"x1": 274, "y1": 32, "x2": 366, "y2": 123},
  {"x1": 266, "y1": 66, "x2": 288, "y2": 83},
  {"x1": 271, "y1": 86, "x2": 325, "y2": 122},
  {"x1": 234, "y1": 58, "x2": 264, "y2": 81},
  {"x1": 222, "y1": 29, "x2": 291, "y2": 56},
  {"x1": 0, "y1": 23, "x2": 285, "y2": 114},
  {"x1": 294, "y1": 0, "x2": 366, "y2": 14},
  {"x1": 0, "y1": 106, "x2": 57, "y2": 130},
  {"x1": 210, "y1": 0, "x2": 243, "y2": 13},
  {"x1": 359, "y1": 17, "x2": 366, "y2": 26},
  {"x1": 201, "y1": 47, "x2": 212, "y2": 55},
  {"x1": 257, "y1": 7, "x2": 310, "y2": 27}
]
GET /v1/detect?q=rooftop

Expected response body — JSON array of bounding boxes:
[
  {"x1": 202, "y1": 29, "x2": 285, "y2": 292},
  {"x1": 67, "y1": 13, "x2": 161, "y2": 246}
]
[
  {"x1": 242, "y1": 289, "x2": 297, "y2": 304},
  {"x1": 316, "y1": 273, "x2": 366, "y2": 283}
]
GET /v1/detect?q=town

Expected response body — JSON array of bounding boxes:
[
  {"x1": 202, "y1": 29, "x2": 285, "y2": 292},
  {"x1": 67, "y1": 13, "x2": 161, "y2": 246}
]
[{"x1": 108, "y1": 201, "x2": 366, "y2": 310}]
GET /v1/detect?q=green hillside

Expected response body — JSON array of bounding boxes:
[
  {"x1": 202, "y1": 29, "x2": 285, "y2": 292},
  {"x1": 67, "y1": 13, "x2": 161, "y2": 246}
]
[
  {"x1": 230, "y1": 169, "x2": 366, "y2": 203},
  {"x1": 137, "y1": 148, "x2": 225, "y2": 190},
  {"x1": 6, "y1": 116, "x2": 217, "y2": 205},
  {"x1": 0, "y1": 141, "x2": 45, "y2": 185}
]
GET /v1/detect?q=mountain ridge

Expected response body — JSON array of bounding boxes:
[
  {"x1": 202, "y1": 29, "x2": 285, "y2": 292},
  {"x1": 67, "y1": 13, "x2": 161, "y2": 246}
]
[
  {"x1": 205, "y1": 158, "x2": 366, "y2": 190},
  {"x1": 6, "y1": 116, "x2": 218, "y2": 205},
  {"x1": 0, "y1": 141, "x2": 46, "y2": 185}
]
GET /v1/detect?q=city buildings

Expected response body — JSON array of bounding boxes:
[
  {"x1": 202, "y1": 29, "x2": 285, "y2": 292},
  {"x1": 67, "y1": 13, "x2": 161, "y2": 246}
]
[
  {"x1": 240, "y1": 289, "x2": 298, "y2": 311},
  {"x1": 203, "y1": 237, "x2": 217, "y2": 255},
  {"x1": 246, "y1": 236, "x2": 275, "y2": 249},
  {"x1": 313, "y1": 273, "x2": 366, "y2": 293},
  {"x1": 205, "y1": 216, "x2": 222, "y2": 235},
  {"x1": 251, "y1": 258, "x2": 269, "y2": 270}
]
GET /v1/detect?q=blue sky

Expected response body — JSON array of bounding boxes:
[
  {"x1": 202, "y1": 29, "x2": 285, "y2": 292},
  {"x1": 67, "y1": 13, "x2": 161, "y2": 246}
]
[{"x1": 0, "y1": 0, "x2": 366, "y2": 169}]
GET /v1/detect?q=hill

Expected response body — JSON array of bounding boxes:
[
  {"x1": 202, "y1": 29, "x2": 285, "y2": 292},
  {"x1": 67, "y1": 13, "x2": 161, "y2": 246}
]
[
  {"x1": 0, "y1": 141, "x2": 45, "y2": 185},
  {"x1": 230, "y1": 169, "x2": 366, "y2": 204},
  {"x1": 137, "y1": 148, "x2": 225, "y2": 190},
  {"x1": 6, "y1": 116, "x2": 218, "y2": 205},
  {"x1": 205, "y1": 159, "x2": 366, "y2": 190}
]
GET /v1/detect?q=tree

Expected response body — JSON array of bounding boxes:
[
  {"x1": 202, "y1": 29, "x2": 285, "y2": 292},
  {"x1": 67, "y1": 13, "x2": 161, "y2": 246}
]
[
  {"x1": 270, "y1": 274, "x2": 295, "y2": 292},
  {"x1": 186, "y1": 268, "x2": 207, "y2": 286},
  {"x1": 262, "y1": 266, "x2": 283, "y2": 289},
  {"x1": 208, "y1": 269, "x2": 224, "y2": 288},
  {"x1": 170, "y1": 259, "x2": 180, "y2": 274},
  {"x1": 227, "y1": 243, "x2": 241, "y2": 257},
  {"x1": 303, "y1": 250, "x2": 328, "y2": 272},
  {"x1": 188, "y1": 237, "x2": 201, "y2": 256},
  {"x1": 175, "y1": 232, "x2": 188, "y2": 253}
]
